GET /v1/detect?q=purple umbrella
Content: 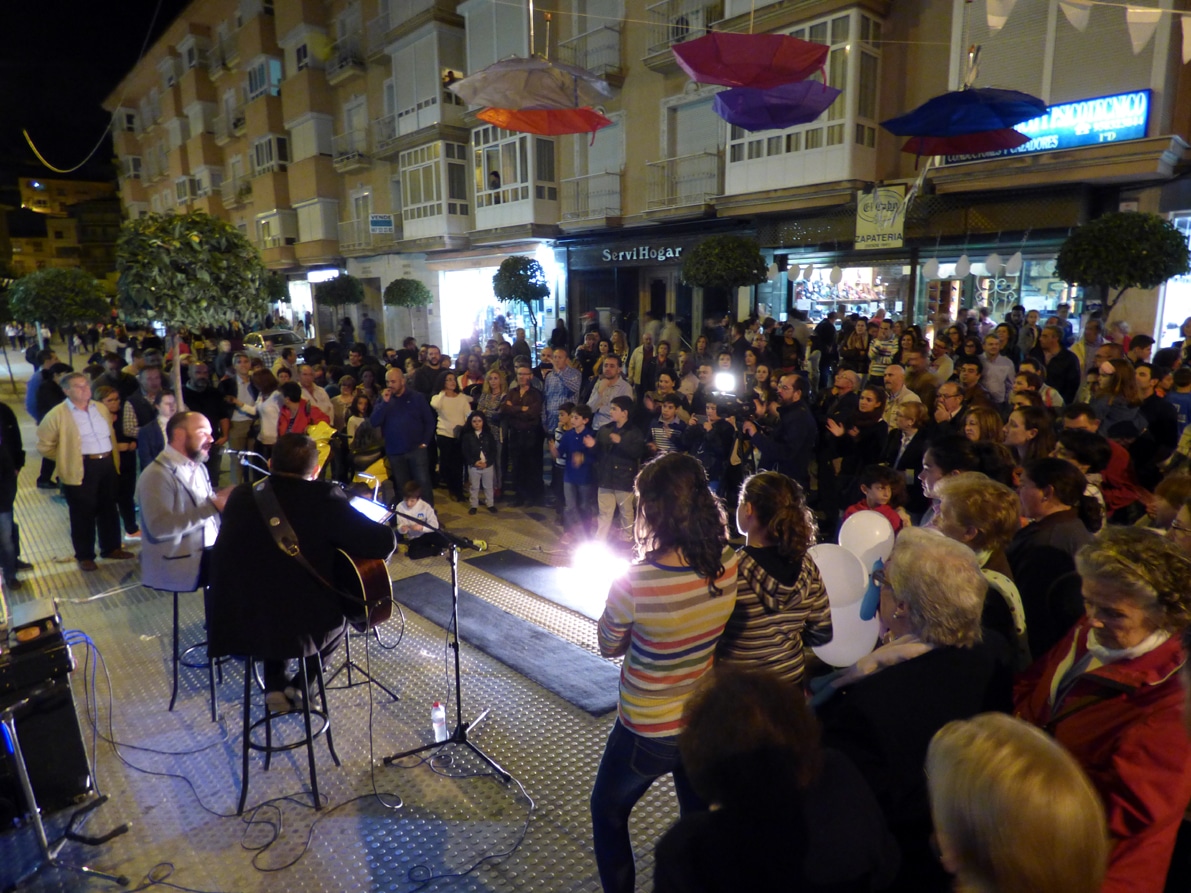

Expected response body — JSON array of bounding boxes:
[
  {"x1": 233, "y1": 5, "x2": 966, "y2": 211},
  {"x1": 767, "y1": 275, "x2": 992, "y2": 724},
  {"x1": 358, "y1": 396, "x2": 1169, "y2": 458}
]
[{"x1": 713, "y1": 81, "x2": 842, "y2": 132}]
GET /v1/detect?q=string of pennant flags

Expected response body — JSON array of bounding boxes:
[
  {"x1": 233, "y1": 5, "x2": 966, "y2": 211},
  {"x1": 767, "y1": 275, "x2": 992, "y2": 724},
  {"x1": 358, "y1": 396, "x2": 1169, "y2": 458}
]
[{"x1": 981, "y1": 0, "x2": 1191, "y2": 62}]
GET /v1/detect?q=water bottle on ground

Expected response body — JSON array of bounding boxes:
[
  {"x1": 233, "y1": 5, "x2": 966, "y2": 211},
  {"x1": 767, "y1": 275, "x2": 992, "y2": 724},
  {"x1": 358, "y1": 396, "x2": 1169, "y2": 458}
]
[{"x1": 431, "y1": 701, "x2": 448, "y2": 742}]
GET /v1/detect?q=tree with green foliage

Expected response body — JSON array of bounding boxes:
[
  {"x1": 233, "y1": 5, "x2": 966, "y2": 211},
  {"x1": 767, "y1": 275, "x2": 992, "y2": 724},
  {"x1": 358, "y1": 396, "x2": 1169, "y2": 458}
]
[
  {"x1": 117, "y1": 211, "x2": 268, "y2": 330},
  {"x1": 383, "y1": 277, "x2": 434, "y2": 340},
  {"x1": 681, "y1": 235, "x2": 769, "y2": 292},
  {"x1": 314, "y1": 274, "x2": 365, "y2": 325},
  {"x1": 1055, "y1": 211, "x2": 1191, "y2": 319},
  {"x1": 263, "y1": 273, "x2": 291, "y2": 304},
  {"x1": 9, "y1": 267, "x2": 110, "y2": 357},
  {"x1": 493, "y1": 256, "x2": 548, "y2": 356}
]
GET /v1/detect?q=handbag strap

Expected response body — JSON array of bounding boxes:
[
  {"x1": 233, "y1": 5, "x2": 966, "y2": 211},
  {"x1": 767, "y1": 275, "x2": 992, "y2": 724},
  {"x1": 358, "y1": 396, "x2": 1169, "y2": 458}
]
[{"x1": 251, "y1": 479, "x2": 363, "y2": 607}]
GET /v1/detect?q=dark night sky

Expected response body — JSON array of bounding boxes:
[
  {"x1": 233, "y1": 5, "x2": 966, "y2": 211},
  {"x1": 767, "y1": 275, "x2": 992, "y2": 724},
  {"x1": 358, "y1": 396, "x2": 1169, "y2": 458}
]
[{"x1": 0, "y1": 0, "x2": 193, "y2": 186}]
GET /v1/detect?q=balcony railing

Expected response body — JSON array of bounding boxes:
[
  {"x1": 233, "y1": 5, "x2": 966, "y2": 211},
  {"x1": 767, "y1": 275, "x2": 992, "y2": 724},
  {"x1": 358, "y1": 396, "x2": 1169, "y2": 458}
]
[
  {"x1": 220, "y1": 177, "x2": 253, "y2": 206},
  {"x1": 645, "y1": 0, "x2": 723, "y2": 56},
  {"x1": 338, "y1": 217, "x2": 399, "y2": 251},
  {"x1": 365, "y1": 8, "x2": 391, "y2": 57},
  {"x1": 326, "y1": 35, "x2": 366, "y2": 84},
  {"x1": 208, "y1": 32, "x2": 240, "y2": 78},
  {"x1": 332, "y1": 129, "x2": 371, "y2": 170},
  {"x1": 646, "y1": 151, "x2": 721, "y2": 210},
  {"x1": 562, "y1": 171, "x2": 622, "y2": 222},
  {"x1": 558, "y1": 25, "x2": 622, "y2": 78},
  {"x1": 372, "y1": 113, "x2": 399, "y2": 157}
]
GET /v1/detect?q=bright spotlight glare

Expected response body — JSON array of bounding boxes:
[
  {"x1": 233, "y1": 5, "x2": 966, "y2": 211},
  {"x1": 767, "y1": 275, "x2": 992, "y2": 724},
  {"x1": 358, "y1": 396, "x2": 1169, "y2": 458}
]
[
  {"x1": 713, "y1": 372, "x2": 737, "y2": 393},
  {"x1": 568, "y1": 541, "x2": 631, "y2": 613}
]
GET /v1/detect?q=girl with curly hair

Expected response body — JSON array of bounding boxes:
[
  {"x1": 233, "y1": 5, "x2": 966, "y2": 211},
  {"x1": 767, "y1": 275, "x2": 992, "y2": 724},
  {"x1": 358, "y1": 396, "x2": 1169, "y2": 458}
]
[
  {"x1": 592, "y1": 453, "x2": 739, "y2": 893},
  {"x1": 716, "y1": 472, "x2": 833, "y2": 683}
]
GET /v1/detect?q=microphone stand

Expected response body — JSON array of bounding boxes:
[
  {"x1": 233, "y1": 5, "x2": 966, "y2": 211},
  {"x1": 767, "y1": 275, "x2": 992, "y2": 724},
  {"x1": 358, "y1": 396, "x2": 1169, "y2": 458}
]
[
  {"x1": 228, "y1": 450, "x2": 271, "y2": 480},
  {"x1": 382, "y1": 507, "x2": 509, "y2": 783}
]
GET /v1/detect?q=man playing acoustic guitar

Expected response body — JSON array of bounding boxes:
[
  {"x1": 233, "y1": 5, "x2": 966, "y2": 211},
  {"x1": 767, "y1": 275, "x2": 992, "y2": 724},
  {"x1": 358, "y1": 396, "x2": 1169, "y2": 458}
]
[{"x1": 208, "y1": 434, "x2": 396, "y2": 712}]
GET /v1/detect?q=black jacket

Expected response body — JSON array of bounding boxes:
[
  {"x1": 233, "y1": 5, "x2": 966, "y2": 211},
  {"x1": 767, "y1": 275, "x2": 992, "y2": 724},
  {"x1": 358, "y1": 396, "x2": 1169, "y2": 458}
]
[
  {"x1": 595, "y1": 422, "x2": 645, "y2": 491},
  {"x1": 1028, "y1": 345, "x2": 1082, "y2": 405},
  {"x1": 459, "y1": 426, "x2": 499, "y2": 467},
  {"x1": 207, "y1": 476, "x2": 395, "y2": 661},
  {"x1": 749, "y1": 400, "x2": 817, "y2": 486}
]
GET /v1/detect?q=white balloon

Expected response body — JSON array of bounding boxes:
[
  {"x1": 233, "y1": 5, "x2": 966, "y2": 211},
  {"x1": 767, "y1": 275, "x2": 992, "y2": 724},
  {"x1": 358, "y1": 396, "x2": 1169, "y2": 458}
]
[
  {"x1": 808, "y1": 544, "x2": 869, "y2": 609},
  {"x1": 829, "y1": 265, "x2": 843, "y2": 284},
  {"x1": 985, "y1": 252, "x2": 1002, "y2": 274},
  {"x1": 812, "y1": 600, "x2": 882, "y2": 668},
  {"x1": 1005, "y1": 251, "x2": 1023, "y2": 275},
  {"x1": 955, "y1": 254, "x2": 971, "y2": 278},
  {"x1": 922, "y1": 258, "x2": 940, "y2": 280},
  {"x1": 838, "y1": 512, "x2": 895, "y2": 575},
  {"x1": 802, "y1": 264, "x2": 815, "y2": 280}
]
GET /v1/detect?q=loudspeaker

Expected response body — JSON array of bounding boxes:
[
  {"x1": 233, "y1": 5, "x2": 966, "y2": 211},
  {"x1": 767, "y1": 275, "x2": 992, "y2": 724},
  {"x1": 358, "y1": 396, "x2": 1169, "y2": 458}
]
[{"x1": 0, "y1": 681, "x2": 92, "y2": 828}]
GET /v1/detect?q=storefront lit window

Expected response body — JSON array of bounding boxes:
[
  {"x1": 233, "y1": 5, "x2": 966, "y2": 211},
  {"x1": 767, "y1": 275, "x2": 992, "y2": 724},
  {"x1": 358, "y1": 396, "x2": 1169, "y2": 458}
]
[
  {"x1": 789, "y1": 263, "x2": 911, "y2": 322},
  {"x1": 1156, "y1": 215, "x2": 1191, "y2": 348}
]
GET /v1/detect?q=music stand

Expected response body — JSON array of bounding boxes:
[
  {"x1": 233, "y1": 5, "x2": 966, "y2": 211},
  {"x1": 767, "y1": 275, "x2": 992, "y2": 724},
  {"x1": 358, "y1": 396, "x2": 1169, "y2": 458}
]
[
  {"x1": 382, "y1": 509, "x2": 510, "y2": 782},
  {"x1": 2, "y1": 684, "x2": 131, "y2": 889}
]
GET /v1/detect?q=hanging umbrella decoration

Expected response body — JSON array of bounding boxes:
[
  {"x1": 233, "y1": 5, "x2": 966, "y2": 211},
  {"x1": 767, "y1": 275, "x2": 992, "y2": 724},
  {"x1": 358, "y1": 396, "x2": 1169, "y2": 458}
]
[
  {"x1": 446, "y1": 9, "x2": 614, "y2": 137},
  {"x1": 877, "y1": 46, "x2": 1048, "y2": 220},
  {"x1": 672, "y1": 31, "x2": 841, "y2": 132}
]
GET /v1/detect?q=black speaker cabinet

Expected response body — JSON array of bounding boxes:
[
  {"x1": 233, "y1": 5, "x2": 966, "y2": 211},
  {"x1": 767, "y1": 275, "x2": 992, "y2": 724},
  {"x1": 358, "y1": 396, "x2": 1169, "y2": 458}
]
[{"x1": 0, "y1": 680, "x2": 92, "y2": 828}]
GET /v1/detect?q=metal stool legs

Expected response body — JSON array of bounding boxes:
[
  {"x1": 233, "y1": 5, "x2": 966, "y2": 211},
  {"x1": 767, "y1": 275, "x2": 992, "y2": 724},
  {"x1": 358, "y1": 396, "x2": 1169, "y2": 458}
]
[
  {"x1": 169, "y1": 590, "x2": 222, "y2": 721},
  {"x1": 238, "y1": 654, "x2": 338, "y2": 815}
]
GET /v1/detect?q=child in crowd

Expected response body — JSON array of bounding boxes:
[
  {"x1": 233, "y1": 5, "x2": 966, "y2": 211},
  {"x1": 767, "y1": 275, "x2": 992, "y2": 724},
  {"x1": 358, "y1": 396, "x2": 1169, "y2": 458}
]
[
  {"x1": 396, "y1": 480, "x2": 442, "y2": 559},
  {"x1": 648, "y1": 394, "x2": 688, "y2": 456},
  {"x1": 842, "y1": 464, "x2": 908, "y2": 533},
  {"x1": 460, "y1": 410, "x2": 499, "y2": 515},
  {"x1": 549, "y1": 402, "x2": 574, "y2": 524},
  {"x1": 592, "y1": 396, "x2": 645, "y2": 543},
  {"x1": 557, "y1": 404, "x2": 598, "y2": 545}
]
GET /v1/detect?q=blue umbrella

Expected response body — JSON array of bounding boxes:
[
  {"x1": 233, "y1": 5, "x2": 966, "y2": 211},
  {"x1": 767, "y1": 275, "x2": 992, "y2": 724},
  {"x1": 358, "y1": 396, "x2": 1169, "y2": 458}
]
[
  {"x1": 881, "y1": 87, "x2": 1046, "y2": 137},
  {"x1": 713, "y1": 81, "x2": 842, "y2": 132}
]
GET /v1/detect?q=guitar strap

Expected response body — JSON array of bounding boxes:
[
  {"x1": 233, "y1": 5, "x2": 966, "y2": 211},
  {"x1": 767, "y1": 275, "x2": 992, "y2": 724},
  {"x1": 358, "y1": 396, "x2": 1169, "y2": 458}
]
[{"x1": 251, "y1": 479, "x2": 365, "y2": 608}]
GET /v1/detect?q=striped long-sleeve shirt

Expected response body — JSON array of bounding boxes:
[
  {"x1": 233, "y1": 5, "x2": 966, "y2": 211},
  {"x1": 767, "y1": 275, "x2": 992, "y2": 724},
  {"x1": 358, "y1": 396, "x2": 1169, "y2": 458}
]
[
  {"x1": 715, "y1": 546, "x2": 833, "y2": 684},
  {"x1": 598, "y1": 547, "x2": 739, "y2": 737}
]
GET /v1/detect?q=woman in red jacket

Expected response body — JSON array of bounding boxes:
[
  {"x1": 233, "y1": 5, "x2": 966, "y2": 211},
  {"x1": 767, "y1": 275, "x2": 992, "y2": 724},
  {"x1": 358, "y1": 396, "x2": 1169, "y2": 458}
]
[{"x1": 1015, "y1": 527, "x2": 1191, "y2": 893}]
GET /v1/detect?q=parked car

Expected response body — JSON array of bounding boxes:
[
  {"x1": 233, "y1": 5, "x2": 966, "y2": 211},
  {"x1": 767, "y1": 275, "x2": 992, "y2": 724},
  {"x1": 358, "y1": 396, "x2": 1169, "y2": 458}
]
[{"x1": 243, "y1": 328, "x2": 305, "y2": 358}]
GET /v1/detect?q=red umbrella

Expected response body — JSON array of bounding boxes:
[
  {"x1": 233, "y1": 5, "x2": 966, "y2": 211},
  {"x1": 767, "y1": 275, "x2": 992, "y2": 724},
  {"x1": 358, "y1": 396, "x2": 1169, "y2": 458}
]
[
  {"x1": 673, "y1": 32, "x2": 828, "y2": 90},
  {"x1": 477, "y1": 106, "x2": 613, "y2": 136},
  {"x1": 901, "y1": 127, "x2": 1029, "y2": 156}
]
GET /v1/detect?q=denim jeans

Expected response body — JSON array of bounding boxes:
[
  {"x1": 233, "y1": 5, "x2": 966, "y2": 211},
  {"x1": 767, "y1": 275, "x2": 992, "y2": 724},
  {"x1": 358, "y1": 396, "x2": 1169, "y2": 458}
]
[
  {"x1": 387, "y1": 446, "x2": 434, "y2": 507},
  {"x1": 590, "y1": 718, "x2": 704, "y2": 893},
  {"x1": 563, "y1": 481, "x2": 596, "y2": 533}
]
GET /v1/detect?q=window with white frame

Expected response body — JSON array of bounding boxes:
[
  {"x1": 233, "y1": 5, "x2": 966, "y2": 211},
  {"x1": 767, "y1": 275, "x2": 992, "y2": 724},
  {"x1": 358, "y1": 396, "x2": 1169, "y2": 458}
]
[
  {"x1": 472, "y1": 126, "x2": 555, "y2": 207},
  {"x1": 252, "y1": 135, "x2": 290, "y2": 174},
  {"x1": 122, "y1": 110, "x2": 139, "y2": 133},
  {"x1": 151, "y1": 193, "x2": 163, "y2": 214},
  {"x1": 122, "y1": 157, "x2": 142, "y2": 180},
  {"x1": 396, "y1": 143, "x2": 470, "y2": 221},
  {"x1": 247, "y1": 57, "x2": 283, "y2": 100},
  {"x1": 175, "y1": 177, "x2": 200, "y2": 203},
  {"x1": 726, "y1": 9, "x2": 880, "y2": 164},
  {"x1": 194, "y1": 166, "x2": 223, "y2": 196},
  {"x1": 296, "y1": 44, "x2": 309, "y2": 71}
]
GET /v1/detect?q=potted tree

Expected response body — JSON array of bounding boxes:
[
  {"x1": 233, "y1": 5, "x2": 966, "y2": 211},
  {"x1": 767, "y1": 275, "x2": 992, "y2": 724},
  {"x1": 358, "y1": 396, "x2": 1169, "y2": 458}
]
[
  {"x1": 681, "y1": 235, "x2": 769, "y2": 312},
  {"x1": 314, "y1": 273, "x2": 365, "y2": 340},
  {"x1": 493, "y1": 256, "x2": 549, "y2": 359},
  {"x1": 10, "y1": 267, "x2": 111, "y2": 361},
  {"x1": 1055, "y1": 211, "x2": 1190, "y2": 320},
  {"x1": 383, "y1": 277, "x2": 434, "y2": 342}
]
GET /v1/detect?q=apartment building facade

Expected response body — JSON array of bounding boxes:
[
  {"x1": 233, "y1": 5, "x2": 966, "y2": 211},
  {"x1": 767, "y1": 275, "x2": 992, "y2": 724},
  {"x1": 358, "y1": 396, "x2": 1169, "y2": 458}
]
[
  {"x1": 105, "y1": 0, "x2": 1191, "y2": 354},
  {"x1": 10, "y1": 179, "x2": 120, "y2": 281}
]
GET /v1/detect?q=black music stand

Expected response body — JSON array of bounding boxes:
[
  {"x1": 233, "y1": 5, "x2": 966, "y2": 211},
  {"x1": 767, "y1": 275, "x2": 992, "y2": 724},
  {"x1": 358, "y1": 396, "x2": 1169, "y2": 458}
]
[
  {"x1": 382, "y1": 510, "x2": 510, "y2": 782},
  {"x1": 2, "y1": 684, "x2": 130, "y2": 889}
]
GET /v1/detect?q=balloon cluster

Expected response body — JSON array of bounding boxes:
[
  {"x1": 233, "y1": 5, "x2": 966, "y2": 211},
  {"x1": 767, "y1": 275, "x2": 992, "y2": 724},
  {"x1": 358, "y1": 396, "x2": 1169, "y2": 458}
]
[{"x1": 808, "y1": 512, "x2": 896, "y2": 668}]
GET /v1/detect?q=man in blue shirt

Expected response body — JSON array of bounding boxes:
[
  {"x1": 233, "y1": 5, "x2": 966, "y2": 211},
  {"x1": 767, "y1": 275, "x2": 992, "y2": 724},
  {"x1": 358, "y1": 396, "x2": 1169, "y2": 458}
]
[{"x1": 371, "y1": 367, "x2": 437, "y2": 507}]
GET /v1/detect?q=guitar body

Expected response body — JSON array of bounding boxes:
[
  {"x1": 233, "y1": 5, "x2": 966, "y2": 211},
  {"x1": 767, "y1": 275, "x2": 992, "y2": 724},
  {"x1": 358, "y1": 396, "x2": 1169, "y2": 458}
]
[{"x1": 334, "y1": 549, "x2": 393, "y2": 632}]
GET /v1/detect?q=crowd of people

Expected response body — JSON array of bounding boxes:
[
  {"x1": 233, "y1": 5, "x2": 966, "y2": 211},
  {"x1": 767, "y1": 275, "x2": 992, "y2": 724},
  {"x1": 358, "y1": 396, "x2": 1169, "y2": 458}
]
[{"x1": 15, "y1": 301, "x2": 1191, "y2": 892}]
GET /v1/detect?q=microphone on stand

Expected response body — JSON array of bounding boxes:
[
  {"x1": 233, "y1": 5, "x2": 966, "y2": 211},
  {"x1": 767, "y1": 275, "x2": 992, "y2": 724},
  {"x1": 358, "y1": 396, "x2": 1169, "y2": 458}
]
[{"x1": 224, "y1": 449, "x2": 265, "y2": 460}]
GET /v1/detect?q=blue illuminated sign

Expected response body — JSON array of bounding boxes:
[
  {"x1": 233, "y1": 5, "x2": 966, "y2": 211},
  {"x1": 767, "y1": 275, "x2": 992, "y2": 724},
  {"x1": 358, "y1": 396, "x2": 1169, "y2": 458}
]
[{"x1": 945, "y1": 89, "x2": 1150, "y2": 164}]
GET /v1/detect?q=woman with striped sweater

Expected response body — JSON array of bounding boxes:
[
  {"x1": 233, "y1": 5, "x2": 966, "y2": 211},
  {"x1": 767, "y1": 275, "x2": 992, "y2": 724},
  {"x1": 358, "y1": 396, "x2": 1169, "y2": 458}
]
[{"x1": 591, "y1": 453, "x2": 739, "y2": 893}]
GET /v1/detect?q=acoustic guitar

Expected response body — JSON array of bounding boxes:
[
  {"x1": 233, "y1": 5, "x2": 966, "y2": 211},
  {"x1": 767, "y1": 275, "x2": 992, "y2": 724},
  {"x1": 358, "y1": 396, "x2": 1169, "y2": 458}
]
[{"x1": 334, "y1": 550, "x2": 393, "y2": 633}]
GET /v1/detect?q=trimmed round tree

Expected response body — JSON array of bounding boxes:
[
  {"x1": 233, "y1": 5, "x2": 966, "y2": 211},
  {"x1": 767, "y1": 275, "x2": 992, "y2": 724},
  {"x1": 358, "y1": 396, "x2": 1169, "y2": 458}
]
[
  {"x1": 117, "y1": 211, "x2": 269, "y2": 330},
  {"x1": 681, "y1": 235, "x2": 769, "y2": 314},
  {"x1": 315, "y1": 274, "x2": 365, "y2": 334},
  {"x1": 9, "y1": 267, "x2": 110, "y2": 356},
  {"x1": 383, "y1": 277, "x2": 433, "y2": 342},
  {"x1": 493, "y1": 256, "x2": 549, "y2": 357},
  {"x1": 1055, "y1": 211, "x2": 1191, "y2": 319}
]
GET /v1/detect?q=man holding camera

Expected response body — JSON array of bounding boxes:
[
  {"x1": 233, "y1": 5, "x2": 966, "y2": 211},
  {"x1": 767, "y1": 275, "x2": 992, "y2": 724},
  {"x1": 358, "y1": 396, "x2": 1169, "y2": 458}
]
[{"x1": 741, "y1": 373, "x2": 817, "y2": 488}]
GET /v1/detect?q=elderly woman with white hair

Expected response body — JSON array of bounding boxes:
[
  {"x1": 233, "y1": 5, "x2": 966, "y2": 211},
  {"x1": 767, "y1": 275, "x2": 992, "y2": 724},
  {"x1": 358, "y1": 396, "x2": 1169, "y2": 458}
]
[
  {"x1": 816, "y1": 528, "x2": 1013, "y2": 892},
  {"x1": 1015, "y1": 527, "x2": 1191, "y2": 893}
]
